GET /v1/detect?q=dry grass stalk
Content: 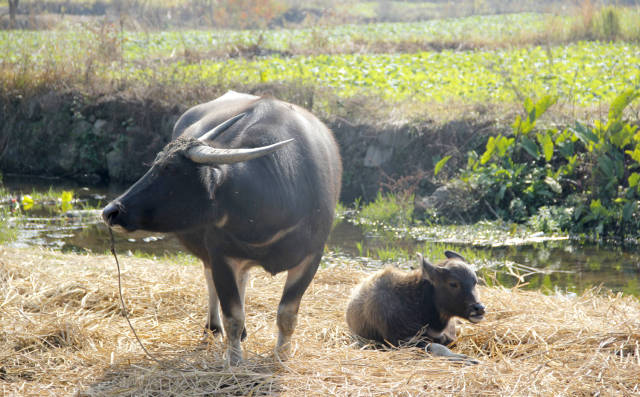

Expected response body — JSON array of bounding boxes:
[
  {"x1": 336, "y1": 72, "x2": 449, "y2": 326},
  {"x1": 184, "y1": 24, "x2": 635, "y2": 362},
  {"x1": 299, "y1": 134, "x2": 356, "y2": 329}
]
[{"x1": 0, "y1": 246, "x2": 638, "y2": 396}]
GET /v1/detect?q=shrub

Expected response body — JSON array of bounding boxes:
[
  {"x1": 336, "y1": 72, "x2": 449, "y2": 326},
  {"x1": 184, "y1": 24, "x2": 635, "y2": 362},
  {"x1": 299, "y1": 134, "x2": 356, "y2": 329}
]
[{"x1": 462, "y1": 90, "x2": 640, "y2": 239}]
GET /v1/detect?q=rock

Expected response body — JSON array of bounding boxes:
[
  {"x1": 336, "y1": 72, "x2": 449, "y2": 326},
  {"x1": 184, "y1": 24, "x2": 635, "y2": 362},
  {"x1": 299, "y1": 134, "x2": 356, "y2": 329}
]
[
  {"x1": 57, "y1": 142, "x2": 78, "y2": 172},
  {"x1": 106, "y1": 150, "x2": 126, "y2": 181},
  {"x1": 26, "y1": 99, "x2": 42, "y2": 121},
  {"x1": 93, "y1": 119, "x2": 109, "y2": 135},
  {"x1": 71, "y1": 120, "x2": 92, "y2": 138},
  {"x1": 364, "y1": 145, "x2": 393, "y2": 167}
]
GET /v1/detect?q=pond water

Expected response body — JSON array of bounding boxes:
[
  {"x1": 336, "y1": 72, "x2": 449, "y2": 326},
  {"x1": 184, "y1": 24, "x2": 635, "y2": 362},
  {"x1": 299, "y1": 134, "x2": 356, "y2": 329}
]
[{"x1": 2, "y1": 176, "x2": 640, "y2": 297}]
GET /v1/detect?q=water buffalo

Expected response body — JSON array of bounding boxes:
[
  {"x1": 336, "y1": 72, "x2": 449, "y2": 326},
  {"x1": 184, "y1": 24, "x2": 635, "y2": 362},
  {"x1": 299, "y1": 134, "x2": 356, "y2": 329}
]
[
  {"x1": 102, "y1": 91, "x2": 342, "y2": 364},
  {"x1": 345, "y1": 251, "x2": 485, "y2": 347}
]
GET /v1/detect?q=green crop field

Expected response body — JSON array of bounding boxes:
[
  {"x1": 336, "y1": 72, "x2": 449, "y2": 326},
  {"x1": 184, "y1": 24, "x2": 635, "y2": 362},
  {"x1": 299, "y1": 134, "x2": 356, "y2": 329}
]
[
  {"x1": 155, "y1": 43, "x2": 639, "y2": 105},
  {"x1": 2, "y1": 10, "x2": 640, "y2": 108}
]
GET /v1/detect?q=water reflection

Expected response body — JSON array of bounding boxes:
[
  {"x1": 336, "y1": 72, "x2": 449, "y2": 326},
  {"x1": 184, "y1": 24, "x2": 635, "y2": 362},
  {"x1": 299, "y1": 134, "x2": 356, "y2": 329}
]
[{"x1": 2, "y1": 177, "x2": 639, "y2": 297}]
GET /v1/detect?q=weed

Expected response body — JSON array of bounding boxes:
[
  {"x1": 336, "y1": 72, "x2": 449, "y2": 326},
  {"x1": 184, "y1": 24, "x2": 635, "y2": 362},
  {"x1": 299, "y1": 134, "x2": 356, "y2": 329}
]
[{"x1": 358, "y1": 191, "x2": 414, "y2": 228}]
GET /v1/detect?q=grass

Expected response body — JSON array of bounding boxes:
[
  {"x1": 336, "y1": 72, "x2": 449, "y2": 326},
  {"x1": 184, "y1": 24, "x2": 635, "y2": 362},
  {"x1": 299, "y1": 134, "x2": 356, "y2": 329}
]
[{"x1": 0, "y1": 246, "x2": 638, "y2": 395}]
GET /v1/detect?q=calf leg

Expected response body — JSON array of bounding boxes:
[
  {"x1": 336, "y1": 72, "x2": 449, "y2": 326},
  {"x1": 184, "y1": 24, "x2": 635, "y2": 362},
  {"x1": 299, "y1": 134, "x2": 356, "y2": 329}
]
[{"x1": 275, "y1": 252, "x2": 321, "y2": 360}]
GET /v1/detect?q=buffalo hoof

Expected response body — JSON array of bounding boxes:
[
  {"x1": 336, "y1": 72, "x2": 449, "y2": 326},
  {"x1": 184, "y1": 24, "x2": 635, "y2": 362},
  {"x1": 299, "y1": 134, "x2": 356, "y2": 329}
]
[
  {"x1": 274, "y1": 340, "x2": 292, "y2": 362},
  {"x1": 204, "y1": 324, "x2": 247, "y2": 341},
  {"x1": 226, "y1": 346, "x2": 243, "y2": 366}
]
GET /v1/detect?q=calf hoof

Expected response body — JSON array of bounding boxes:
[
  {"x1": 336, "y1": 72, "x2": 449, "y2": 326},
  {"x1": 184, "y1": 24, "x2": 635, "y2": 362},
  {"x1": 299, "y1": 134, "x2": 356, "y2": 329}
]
[{"x1": 426, "y1": 343, "x2": 479, "y2": 365}]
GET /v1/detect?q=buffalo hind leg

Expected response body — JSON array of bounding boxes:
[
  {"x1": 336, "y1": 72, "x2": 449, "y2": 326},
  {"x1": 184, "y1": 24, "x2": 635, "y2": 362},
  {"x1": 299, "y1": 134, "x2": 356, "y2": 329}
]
[
  {"x1": 275, "y1": 252, "x2": 322, "y2": 360},
  {"x1": 235, "y1": 267, "x2": 249, "y2": 341},
  {"x1": 203, "y1": 265, "x2": 222, "y2": 335}
]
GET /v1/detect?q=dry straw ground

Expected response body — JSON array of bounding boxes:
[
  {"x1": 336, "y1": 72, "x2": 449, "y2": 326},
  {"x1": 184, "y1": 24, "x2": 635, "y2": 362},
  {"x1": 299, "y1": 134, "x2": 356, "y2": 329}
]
[{"x1": 0, "y1": 246, "x2": 639, "y2": 396}]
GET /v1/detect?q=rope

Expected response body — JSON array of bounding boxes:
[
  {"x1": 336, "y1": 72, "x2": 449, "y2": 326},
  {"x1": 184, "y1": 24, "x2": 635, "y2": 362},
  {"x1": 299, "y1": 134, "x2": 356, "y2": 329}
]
[{"x1": 109, "y1": 227, "x2": 165, "y2": 366}]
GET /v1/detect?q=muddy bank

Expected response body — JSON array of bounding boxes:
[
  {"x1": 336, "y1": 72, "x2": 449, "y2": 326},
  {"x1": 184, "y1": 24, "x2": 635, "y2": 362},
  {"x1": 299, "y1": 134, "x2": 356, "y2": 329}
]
[{"x1": 0, "y1": 90, "x2": 495, "y2": 201}]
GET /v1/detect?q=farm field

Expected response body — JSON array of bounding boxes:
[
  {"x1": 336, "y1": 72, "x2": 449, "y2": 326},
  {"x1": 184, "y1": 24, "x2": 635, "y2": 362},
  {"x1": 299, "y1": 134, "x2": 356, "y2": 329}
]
[{"x1": 3, "y1": 30, "x2": 640, "y2": 108}]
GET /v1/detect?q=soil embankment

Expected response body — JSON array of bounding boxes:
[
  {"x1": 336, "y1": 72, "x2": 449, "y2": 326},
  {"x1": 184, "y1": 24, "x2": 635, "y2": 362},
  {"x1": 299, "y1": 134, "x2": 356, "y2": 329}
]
[
  {"x1": 0, "y1": 90, "x2": 495, "y2": 201},
  {"x1": 0, "y1": 246, "x2": 638, "y2": 395}
]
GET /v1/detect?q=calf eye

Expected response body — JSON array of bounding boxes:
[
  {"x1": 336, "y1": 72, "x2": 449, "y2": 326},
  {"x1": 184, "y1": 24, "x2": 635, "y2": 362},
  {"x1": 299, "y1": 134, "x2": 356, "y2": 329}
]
[{"x1": 449, "y1": 281, "x2": 459, "y2": 289}]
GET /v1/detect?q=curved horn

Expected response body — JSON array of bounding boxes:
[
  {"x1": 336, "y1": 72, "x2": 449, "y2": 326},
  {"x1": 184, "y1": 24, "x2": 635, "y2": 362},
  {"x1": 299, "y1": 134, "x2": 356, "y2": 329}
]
[
  {"x1": 186, "y1": 139, "x2": 294, "y2": 164},
  {"x1": 198, "y1": 112, "x2": 247, "y2": 142}
]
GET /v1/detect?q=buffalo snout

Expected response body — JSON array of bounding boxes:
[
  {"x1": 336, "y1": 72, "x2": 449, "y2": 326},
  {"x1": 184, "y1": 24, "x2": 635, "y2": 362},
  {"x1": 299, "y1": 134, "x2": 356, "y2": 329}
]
[
  {"x1": 102, "y1": 201, "x2": 123, "y2": 228},
  {"x1": 468, "y1": 302, "x2": 486, "y2": 323}
]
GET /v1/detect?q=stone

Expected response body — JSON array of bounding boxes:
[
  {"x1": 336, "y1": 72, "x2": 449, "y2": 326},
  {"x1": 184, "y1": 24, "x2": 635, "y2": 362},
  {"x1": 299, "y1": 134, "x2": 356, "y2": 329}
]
[
  {"x1": 364, "y1": 144, "x2": 393, "y2": 167},
  {"x1": 106, "y1": 150, "x2": 126, "y2": 181}
]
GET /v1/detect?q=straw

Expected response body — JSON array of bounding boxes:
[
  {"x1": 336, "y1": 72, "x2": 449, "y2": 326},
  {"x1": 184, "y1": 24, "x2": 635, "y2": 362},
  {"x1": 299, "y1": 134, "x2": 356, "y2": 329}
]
[{"x1": 0, "y1": 246, "x2": 638, "y2": 396}]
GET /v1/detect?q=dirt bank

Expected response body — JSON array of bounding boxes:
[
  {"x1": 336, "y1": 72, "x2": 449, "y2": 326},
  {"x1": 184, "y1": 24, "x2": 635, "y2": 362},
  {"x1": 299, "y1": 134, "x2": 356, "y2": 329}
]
[
  {"x1": 0, "y1": 89, "x2": 497, "y2": 201},
  {"x1": 0, "y1": 246, "x2": 638, "y2": 395}
]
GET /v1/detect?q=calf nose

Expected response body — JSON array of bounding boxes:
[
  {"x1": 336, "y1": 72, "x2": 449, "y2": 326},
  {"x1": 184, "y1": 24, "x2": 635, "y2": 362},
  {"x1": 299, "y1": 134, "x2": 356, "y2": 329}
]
[
  {"x1": 471, "y1": 303, "x2": 485, "y2": 314},
  {"x1": 102, "y1": 201, "x2": 121, "y2": 226}
]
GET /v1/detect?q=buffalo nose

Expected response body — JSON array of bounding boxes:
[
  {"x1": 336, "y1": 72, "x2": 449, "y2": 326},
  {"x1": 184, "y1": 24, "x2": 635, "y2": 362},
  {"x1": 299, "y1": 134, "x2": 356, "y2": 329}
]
[
  {"x1": 471, "y1": 303, "x2": 486, "y2": 314},
  {"x1": 102, "y1": 202, "x2": 120, "y2": 226}
]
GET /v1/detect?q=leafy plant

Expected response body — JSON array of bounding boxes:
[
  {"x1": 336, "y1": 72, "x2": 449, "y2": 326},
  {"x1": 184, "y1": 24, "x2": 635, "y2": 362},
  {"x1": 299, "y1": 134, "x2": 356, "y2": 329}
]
[{"x1": 463, "y1": 90, "x2": 640, "y2": 238}]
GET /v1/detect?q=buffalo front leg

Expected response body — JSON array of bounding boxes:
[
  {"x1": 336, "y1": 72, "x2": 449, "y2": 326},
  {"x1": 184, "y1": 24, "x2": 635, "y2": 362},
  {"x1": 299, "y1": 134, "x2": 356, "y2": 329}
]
[
  {"x1": 275, "y1": 252, "x2": 321, "y2": 360},
  {"x1": 210, "y1": 258, "x2": 245, "y2": 365}
]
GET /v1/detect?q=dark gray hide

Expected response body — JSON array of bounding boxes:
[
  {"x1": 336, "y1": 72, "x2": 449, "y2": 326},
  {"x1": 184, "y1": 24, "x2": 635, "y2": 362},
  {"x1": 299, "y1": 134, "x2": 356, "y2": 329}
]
[
  {"x1": 102, "y1": 91, "x2": 342, "y2": 364},
  {"x1": 345, "y1": 250, "x2": 485, "y2": 347}
]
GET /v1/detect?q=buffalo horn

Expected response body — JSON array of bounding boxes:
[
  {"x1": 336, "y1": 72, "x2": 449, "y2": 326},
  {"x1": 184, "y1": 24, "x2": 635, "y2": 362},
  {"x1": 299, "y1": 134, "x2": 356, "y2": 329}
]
[
  {"x1": 186, "y1": 139, "x2": 294, "y2": 164},
  {"x1": 198, "y1": 112, "x2": 247, "y2": 142}
]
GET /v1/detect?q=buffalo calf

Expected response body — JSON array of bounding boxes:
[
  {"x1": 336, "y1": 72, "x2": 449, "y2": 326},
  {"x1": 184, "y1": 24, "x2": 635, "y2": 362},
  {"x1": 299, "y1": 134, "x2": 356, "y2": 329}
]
[{"x1": 345, "y1": 250, "x2": 485, "y2": 347}]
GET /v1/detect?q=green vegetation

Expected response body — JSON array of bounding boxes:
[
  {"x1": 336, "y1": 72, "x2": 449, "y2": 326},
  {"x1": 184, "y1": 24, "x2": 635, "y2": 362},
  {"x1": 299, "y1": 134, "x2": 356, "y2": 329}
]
[
  {"x1": 3, "y1": 12, "x2": 640, "y2": 109},
  {"x1": 357, "y1": 192, "x2": 414, "y2": 228},
  {"x1": 459, "y1": 90, "x2": 640, "y2": 239}
]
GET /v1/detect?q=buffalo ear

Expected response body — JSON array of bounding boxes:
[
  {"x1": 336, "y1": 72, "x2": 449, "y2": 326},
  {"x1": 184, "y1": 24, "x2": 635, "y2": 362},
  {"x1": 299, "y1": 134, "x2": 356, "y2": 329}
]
[
  {"x1": 202, "y1": 166, "x2": 224, "y2": 200},
  {"x1": 444, "y1": 250, "x2": 466, "y2": 262},
  {"x1": 418, "y1": 253, "x2": 441, "y2": 282}
]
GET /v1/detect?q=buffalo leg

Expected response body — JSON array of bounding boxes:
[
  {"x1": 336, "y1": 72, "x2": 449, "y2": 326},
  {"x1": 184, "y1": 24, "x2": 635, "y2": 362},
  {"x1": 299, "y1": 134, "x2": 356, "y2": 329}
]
[
  {"x1": 234, "y1": 267, "x2": 250, "y2": 341},
  {"x1": 275, "y1": 252, "x2": 321, "y2": 360},
  {"x1": 210, "y1": 257, "x2": 245, "y2": 365},
  {"x1": 203, "y1": 265, "x2": 222, "y2": 334}
]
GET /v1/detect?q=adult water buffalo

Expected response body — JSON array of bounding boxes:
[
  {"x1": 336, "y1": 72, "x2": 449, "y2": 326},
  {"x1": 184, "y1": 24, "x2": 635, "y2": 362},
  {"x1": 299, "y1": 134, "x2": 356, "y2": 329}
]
[{"x1": 102, "y1": 91, "x2": 342, "y2": 365}]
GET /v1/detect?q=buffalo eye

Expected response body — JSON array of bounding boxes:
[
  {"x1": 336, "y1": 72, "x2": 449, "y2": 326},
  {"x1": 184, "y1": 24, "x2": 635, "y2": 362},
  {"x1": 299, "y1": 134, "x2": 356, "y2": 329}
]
[{"x1": 448, "y1": 281, "x2": 459, "y2": 289}]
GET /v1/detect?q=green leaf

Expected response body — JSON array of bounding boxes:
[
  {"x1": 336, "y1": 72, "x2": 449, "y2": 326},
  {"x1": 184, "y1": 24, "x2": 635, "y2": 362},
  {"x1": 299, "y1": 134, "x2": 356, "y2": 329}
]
[
  {"x1": 629, "y1": 172, "x2": 640, "y2": 188},
  {"x1": 533, "y1": 95, "x2": 557, "y2": 121},
  {"x1": 434, "y1": 155, "x2": 452, "y2": 176},
  {"x1": 572, "y1": 122, "x2": 598, "y2": 148},
  {"x1": 622, "y1": 200, "x2": 636, "y2": 221},
  {"x1": 626, "y1": 147, "x2": 640, "y2": 164},
  {"x1": 495, "y1": 136, "x2": 514, "y2": 157},
  {"x1": 544, "y1": 176, "x2": 562, "y2": 194},
  {"x1": 608, "y1": 89, "x2": 640, "y2": 121},
  {"x1": 520, "y1": 136, "x2": 540, "y2": 158},
  {"x1": 480, "y1": 136, "x2": 496, "y2": 165},
  {"x1": 536, "y1": 132, "x2": 554, "y2": 162}
]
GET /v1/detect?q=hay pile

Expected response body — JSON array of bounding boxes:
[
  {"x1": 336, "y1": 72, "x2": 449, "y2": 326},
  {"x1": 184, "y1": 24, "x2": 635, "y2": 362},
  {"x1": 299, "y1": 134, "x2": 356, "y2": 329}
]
[{"x1": 0, "y1": 246, "x2": 638, "y2": 396}]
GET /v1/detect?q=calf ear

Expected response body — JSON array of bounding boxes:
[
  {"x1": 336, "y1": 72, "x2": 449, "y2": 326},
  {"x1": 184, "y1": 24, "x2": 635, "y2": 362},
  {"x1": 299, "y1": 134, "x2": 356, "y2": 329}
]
[
  {"x1": 444, "y1": 250, "x2": 466, "y2": 262},
  {"x1": 418, "y1": 253, "x2": 440, "y2": 281}
]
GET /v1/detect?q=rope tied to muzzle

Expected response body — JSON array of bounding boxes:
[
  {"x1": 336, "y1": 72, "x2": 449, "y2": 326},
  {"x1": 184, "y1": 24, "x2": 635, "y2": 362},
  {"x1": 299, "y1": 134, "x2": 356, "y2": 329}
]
[{"x1": 109, "y1": 227, "x2": 165, "y2": 365}]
